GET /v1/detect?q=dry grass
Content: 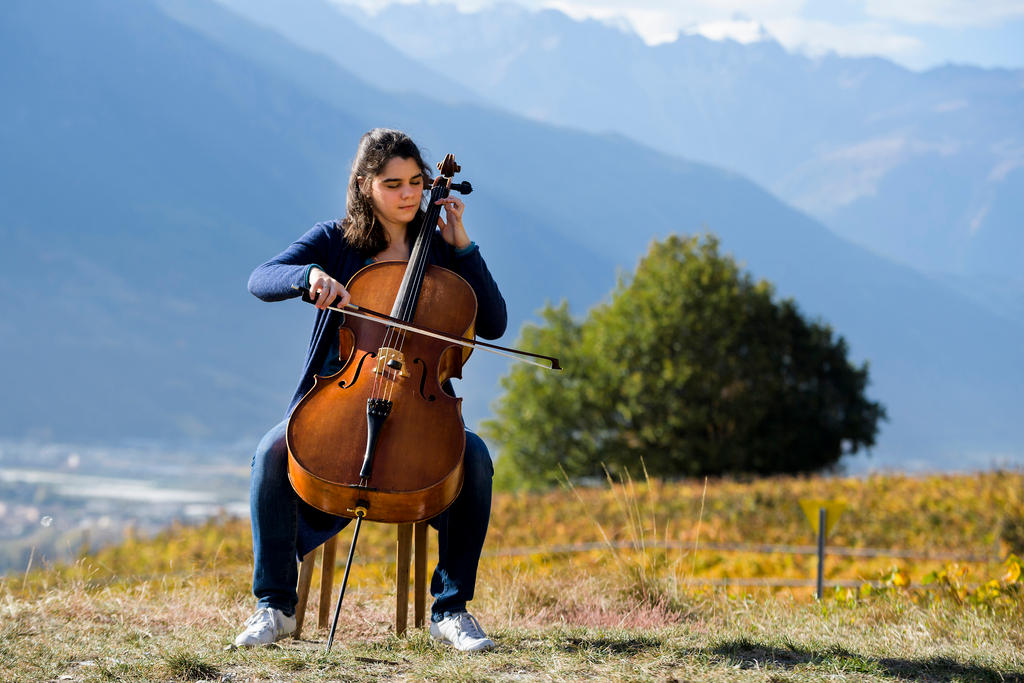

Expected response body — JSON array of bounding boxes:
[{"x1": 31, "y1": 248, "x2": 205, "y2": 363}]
[
  {"x1": 2, "y1": 568, "x2": 1022, "y2": 682},
  {"x1": 2, "y1": 471, "x2": 1024, "y2": 681}
]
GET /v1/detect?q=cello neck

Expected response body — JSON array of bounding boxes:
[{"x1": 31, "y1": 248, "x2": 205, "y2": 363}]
[
  {"x1": 388, "y1": 177, "x2": 448, "y2": 322},
  {"x1": 389, "y1": 153, "x2": 467, "y2": 323}
]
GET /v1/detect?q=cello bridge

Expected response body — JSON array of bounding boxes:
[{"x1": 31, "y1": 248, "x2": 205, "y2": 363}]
[{"x1": 374, "y1": 347, "x2": 410, "y2": 377}]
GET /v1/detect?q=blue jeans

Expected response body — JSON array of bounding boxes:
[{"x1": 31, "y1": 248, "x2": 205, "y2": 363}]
[{"x1": 248, "y1": 420, "x2": 493, "y2": 621}]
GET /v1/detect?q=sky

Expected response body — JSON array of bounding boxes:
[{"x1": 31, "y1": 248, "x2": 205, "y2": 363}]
[{"x1": 335, "y1": 0, "x2": 1024, "y2": 71}]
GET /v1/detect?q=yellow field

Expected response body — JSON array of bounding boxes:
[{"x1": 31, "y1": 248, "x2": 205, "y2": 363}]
[
  {"x1": 4, "y1": 470, "x2": 1023, "y2": 681},
  {"x1": 25, "y1": 469, "x2": 1024, "y2": 605}
]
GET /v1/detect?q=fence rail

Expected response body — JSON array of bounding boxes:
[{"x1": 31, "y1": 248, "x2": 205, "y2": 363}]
[{"x1": 485, "y1": 540, "x2": 998, "y2": 564}]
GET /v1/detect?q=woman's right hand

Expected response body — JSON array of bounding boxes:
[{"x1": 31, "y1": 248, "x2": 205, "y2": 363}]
[{"x1": 308, "y1": 267, "x2": 351, "y2": 310}]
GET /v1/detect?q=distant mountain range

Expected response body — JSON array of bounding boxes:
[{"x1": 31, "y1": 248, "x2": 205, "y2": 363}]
[
  {"x1": 219, "y1": 0, "x2": 1024, "y2": 326},
  {"x1": 1, "y1": 0, "x2": 1021, "y2": 471}
]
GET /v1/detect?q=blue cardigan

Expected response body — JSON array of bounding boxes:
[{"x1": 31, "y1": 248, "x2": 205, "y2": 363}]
[{"x1": 248, "y1": 220, "x2": 508, "y2": 415}]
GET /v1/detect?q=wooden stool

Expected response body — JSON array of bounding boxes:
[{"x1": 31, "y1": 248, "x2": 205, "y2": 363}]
[{"x1": 293, "y1": 521, "x2": 429, "y2": 638}]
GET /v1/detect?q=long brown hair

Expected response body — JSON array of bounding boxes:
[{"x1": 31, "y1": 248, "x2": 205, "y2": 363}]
[{"x1": 339, "y1": 128, "x2": 431, "y2": 255}]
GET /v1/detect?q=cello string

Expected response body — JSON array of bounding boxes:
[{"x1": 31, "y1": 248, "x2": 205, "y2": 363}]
[
  {"x1": 376, "y1": 235, "x2": 417, "y2": 404},
  {"x1": 377, "y1": 180, "x2": 435, "y2": 402},
  {"x1": 369, "y1": 291, "x2": 397, "y2": 402},
  {"x1": 370, "y1": 325, "x2": 390, "y2": 401},
  {"x1": 384, "y1": 181, "x2": 443, "y2": 404},
  {"x1": 369, "y1": 174, "x2": 460, "y2": 405}
]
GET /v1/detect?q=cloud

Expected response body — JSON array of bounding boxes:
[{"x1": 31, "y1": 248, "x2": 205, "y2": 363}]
[
  {"x1": 329, "y1": 0, "x2": 1023, "y2": 68},
  {"x1": 535, "y1": 0, "x2": 1024, "y2": 26},
  {"x1": 531, "y1": 2, "x2": 937, "y2": 66},
  {"x1": 538, "y1": 1, "x2": 802, "y2": 46},
  {"x1": 613, "y1": 12, "x2": 924, "y2": 64},
  {"x1": 541, "y1": 0, "x2": 798, "y2": 24},
  {"x1": 760, "y1": 17, "x2": 924, "y2": 60},
  {"x1": 543, "y1": 1, "x2": 683, "y2": 43},
  {"x1": 690, "y1": 18, "x2": 771, "y2": 43},
  {"x1": 863, "y1": 0, "x2": 1024, "y2": 28},
  {"x1": 343, "y1": 0, "x2": 1024, "y2": 30}
]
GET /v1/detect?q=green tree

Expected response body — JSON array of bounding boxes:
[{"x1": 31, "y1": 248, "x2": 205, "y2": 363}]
[{"x1": 483, "y1": 234, "x2": 886, "y2": 489}]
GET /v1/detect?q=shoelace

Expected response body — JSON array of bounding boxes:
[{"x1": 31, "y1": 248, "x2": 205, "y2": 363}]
[
  {"x1": 454, "y1": 613, "x2": 487, "y2": 639},
  {"x1": 245, "y1": 608, "x2": 277, "y2": 630}
]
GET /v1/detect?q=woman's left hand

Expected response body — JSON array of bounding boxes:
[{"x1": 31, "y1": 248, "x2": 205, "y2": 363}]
[{"x1": 436, "y1": 197, "x2": 471, "y2": 250}]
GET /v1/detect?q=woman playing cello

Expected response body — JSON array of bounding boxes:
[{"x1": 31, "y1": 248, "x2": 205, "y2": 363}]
[{"x1": 236, "y1": 128, "x2": 506, "y2": 651}]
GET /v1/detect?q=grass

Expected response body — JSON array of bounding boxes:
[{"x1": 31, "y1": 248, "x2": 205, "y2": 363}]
[
  {"x1": 2, "y1": 581, "x2": 1021, "y2": 681},
  {"x1": 2, "y1": 471, "x2": 1024, "y2": 681}
]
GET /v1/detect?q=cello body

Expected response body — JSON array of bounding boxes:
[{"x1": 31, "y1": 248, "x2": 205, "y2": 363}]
[{"x1": 286, "y1": 156, "x2": 478, "y2": 524}]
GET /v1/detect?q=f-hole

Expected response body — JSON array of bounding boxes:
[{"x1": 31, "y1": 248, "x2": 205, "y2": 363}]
[
  {"x1": 339, "y1": 351, "x2": 375, "y2": 388},
  {"x1": 413, "y1": 358, "x2": 436, "y2": 401}
]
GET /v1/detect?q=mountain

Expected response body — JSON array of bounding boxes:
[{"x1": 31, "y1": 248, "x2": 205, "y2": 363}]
[
  {"x1": 0, "y1": 0, "x2": 609, "y2": 443},
  {"x1": 298, "y1": 2, "x2": 1024, "y2": 326},
  {"x1": 1, "y1": 0, "x2": 1021, "y2": 470}
]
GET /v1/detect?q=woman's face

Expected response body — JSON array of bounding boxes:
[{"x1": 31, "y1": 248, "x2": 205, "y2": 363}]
[{"x1": 367, "y1": 156, "x2": 425, "y2": 230}]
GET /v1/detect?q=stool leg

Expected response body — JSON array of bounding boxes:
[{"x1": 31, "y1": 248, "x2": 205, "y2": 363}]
[
  {"x1": 294, "y1": 547, "x2": 317, "y2": 639},
  {"x1": 318, "y1": 536, "x2": 337, "y2": 629},
  {"x1": 414, "y1": 521, "x2": 427, "y2": 629},
  {"x1": 395, "y1": 523, "x2": 412, "y2": 636}
]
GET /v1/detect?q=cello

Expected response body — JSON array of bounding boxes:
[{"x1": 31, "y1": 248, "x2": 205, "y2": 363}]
[{"x1": 285, "y1": 154, "x2": 558, "y2": 650}]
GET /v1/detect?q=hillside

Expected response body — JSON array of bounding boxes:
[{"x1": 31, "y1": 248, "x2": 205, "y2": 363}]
[{"x1": 3, "y1": 471, "x2": 1023, "y2": 680}]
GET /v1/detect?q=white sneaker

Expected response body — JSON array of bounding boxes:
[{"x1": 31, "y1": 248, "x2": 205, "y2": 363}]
[
  {"x1": 429, "y1": 612, "x2": 495, "y2": 652},
  {"x1": 233, "y1": 607, "x2": 296, "y2": 647}
]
